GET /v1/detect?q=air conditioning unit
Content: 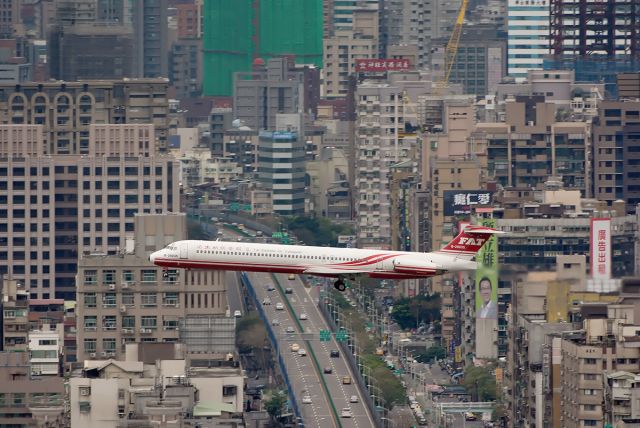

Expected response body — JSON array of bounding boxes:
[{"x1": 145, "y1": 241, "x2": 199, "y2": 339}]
[
  {"x1": 120, "y1": 305, "x2": 127, "y2": 313},
  {"x1": 121, "y1": 283, "x2": 129, "y2": 289},
  {"x1": 140, "y1": 328, "x2": 150, "y2": 333},
  {"x1": 101, "y1": 351, "x2": 108, "y2": 357},
  {"x1": 108, "y1": 352, "x2": 116, "y2": 357},
  {"x1": 90, "y1": 353, "x2": 97, "y2": 358},
  {"x1": 108, "y1": 284, "x2": 116, "y2": 290},
  {"x1": 32, "y1": 370, "x2": 41, "y2": 376},
  {"x1": 80, "y1": 388, "x2": 91, "y2": 396}
]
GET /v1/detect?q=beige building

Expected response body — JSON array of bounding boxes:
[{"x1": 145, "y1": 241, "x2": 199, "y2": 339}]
[
  {"x1": 323, "y1": 9, "x2": 379, "y2": 98},
  {"x1": 474, "y1": 96, "x2": 591, "y2": 196},
  {"x1": 0, "y1": 79, "x2": 170, "y2": 153},
  {"x1": 0, "y1": 123, "x2": 179, "y2": 300},
  {"x1": 70, "y1": 343, "x2": 244, "y2": 427},
  {"x1": 306, "y1": 146, "x2": 351, "y2": 219},
  {"x1": 76, "y1": 213, "x2": 230, "y2": 360},
  {"x1": 560, "y1": 308, "x2": 640, "y2": 428},
  {"x1": 1, "y1": 278, "x2": 29, "y2": 351},
  {"x1": 355, "y1": 72, "x2": 432, "y2": 249},
  {"x1": 0, "y1": 352, "x2": 66, "y2": 427}
]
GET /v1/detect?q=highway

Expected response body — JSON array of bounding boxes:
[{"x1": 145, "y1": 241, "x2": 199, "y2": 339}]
[{"x1": 248, "y1": 271, "x2": 376, "y2": 428}]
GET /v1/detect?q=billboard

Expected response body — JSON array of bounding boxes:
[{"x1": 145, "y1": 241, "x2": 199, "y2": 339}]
[
  {"x1": 443, "y1": 190, "x2": 493, "y2": 216},
  {"x1": 475, "y1": 217, "x2": 498, "y2": 320},
  {"x1": 590, "y1": 218, "x2": 611, "y2": 279},
  {"x1": 355, "y1": 59, "x2": 411, "y2": 72}
]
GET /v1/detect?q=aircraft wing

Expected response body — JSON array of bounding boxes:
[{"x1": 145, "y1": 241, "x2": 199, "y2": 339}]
[{"x1": 303, "y1": 267, "x2": 370, "y2": 275}]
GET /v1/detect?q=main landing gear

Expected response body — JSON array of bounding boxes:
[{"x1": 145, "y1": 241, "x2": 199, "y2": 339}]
[{"x1": 334, "y1": 278, "x2": 347, "y2": 292}]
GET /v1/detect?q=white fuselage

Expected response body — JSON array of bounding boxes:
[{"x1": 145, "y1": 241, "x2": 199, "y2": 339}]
[{"x1": 150, "y1": 240, "x2": 477, "y2": 280}]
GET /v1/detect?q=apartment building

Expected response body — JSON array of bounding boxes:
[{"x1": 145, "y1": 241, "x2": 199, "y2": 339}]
[
  {"x1": 70, "y1": 343, "x2": 244, "y2": 427},
  {"x1": 76, "y1": 213, "x2": 230, "y2": 360},
  {"x1": 560, "y1": 310, "x2": 640, "y2": 428},
  {"x1": 1, "y1": 278, "x2": 29, "y2": 351},
  {"x1": 306, "y1": 146, "x2": 351, "y2": 219},
  {"x1": 323, "y1": 9, "x2": 379, "y2": 98},
  {"x1": 355, "y1": 72, "x2": 430, "y2": 249},
  {"x1": 592, "y1": 100, "x2": 640, "y2": 212},
  {"x1": 0, "y1": 79, "x2": 170, "y2": 153},
  {"x1": 475, "y1": 95, "x2": 591, "y2": 195},
  {"x1": 0, "y1": 352, "x2": 65, "y2": 427},
  {"x1": 28, "y1": 326, "x2": 63, "y2": 376},
  {"x1": 0, "y1": 123, "x2": 179, "y2": 300}
]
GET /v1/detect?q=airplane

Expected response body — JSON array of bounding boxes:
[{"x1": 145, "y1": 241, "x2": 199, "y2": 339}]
[{"x1": 149, "y1": 225, "x2": 503, "y2": 291}]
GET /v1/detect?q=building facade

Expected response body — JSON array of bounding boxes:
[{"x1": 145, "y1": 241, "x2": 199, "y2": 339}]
[
  {"x1": 257, "y1": 130, "x2": 306, "y2": 216},
  {"x1": 0, "y1": 80, "x2": 170, "y2": 153},
  {"x1": 0, "y1": 123, "x2": 179, "y2": 300},
  {"x1": 507, "y1": 0, "x2": 550, "y2": 82}
]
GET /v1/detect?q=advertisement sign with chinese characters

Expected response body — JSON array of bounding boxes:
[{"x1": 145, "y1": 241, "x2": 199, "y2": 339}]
[
  {"x1": 475, "y1": 217, "x2": 498, "y2": 320},
  {"x1": 355, "y1": 59, "x2": 411, "y2": 72},
  {"x1": 590, "y1": 218, "x2": 611, "y2": 279},
  {"x1": 443, "y1": 190, "x2": 493, "y2": 216}
]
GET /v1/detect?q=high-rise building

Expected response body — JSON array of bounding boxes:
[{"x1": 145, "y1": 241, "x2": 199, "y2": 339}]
[
  {"x1": 0, "y1": 123, "x2": 179, "y2": 300},
  {"x1": 233, "y1": 57, "x2": 307, "y2": 130},
  {"x1": 592, "y1": 100, "x2": 640, "y2": 212},
  {"x1": 355, "y1": 73, "x2": 429, "y2": 249},
  {"x1": 476, "y1": 95, "x2": 591, "y2": 194},
  {"x1": 0, "y1": 0, "x2": 22, "y2": 38},
  {"x1": 132, "y1": 0, "x2": 169, "y2": 78},
  {"x1": 323, "y1": 9, "x2": 379, "y2": 98},
  {"x1": 507, "y1": 0, "x2": 550, "y2": 82},
  {"x1": 0, "y1": 80, "x2": 170, "y2": 153},
  {"x1": 545, "y1": 0, "x2": 639, "y2": 94},
  {"x1": 258, "y1": 129, "x2": 306, "y2": 216},
  {"x1": 382, "y1": 0, "x2": 458, "y2": 66},
  {"x1": 202, "y1": 0, "x2": 323, "y2": 96}
]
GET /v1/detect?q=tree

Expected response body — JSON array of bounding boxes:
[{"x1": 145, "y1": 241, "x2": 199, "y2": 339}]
[
  {"x1": 264, "y1": 389, "x2": 287, "y2": 421},
  {"x1": 283, "y1": 216, "x2": 354, "y2": 246},
  {"x1": 390, "y1": 294, "x2": 441, "y2": 330},
  {"x1": 415, "y1": 345, "x2": 446, "y2": 363},
  {"x1": 462, "y1": 366, "x2": 497, "y2": 401}
]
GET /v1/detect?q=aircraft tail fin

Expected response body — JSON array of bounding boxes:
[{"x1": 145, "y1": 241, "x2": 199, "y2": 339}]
[{"x1": 436, "y1": 225, "x2": 504, "y2": 260}]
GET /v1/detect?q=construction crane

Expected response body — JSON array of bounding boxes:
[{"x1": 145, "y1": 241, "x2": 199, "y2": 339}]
[{"x1": 437, "y1": 0, "x2": 469, "y2": 92}]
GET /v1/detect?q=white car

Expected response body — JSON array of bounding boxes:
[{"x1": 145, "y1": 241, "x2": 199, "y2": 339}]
[
  {"x1": 340, "y1": 408, "x2": 352, "y2": 418},
  {"x1": 349, "y1": 395, "x2": 359, "y2": 403},
  {"x1": 297, "y1": 348, "x2": 307, "y2": 357},
  {"x1": 302, "y1": 395, "x2": 312, "y2": 404},
  {"x1": 299, "y1": 313, "x2": 308, "y2": 320},
  {"x1": 271, "y1": 319, "x2": 280, "y2": 326},
  {"x1": 275, "y1": 303, "x2": 284, "y2": 310},
  {"x1": 262, "y1": 298, "x2": 271, "y2": 305},
  {"x1": 233, "y1": 310, "x2": 242, "y2": 318}
]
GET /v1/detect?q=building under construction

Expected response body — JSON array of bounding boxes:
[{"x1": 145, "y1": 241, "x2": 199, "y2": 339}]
[
  {"x1": 202, "y1": 0, "x2": 323, "y2": 97},
  {"x1": 547, "y1": 0, "x2": 639, "y2": 95}
]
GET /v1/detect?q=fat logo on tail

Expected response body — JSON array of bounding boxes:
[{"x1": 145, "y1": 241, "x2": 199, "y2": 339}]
[{"x1": 436, "y1": 225, "x2": 503, "y2": 260}]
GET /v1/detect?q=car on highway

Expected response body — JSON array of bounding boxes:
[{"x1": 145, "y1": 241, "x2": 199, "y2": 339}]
[
  {"x1": 285, "y1": 326, "x2": 295, "y2": 333},
  {"x1": 233, "y1": 310, "x2": 242, "y2": 318},
  {"x1": 288, "y1": 274, "x2": 295, "y2": 280},
  {"x1": 262, "y1": 298, "x2": 271, "y2": 305},
  {"x1": 297, "y1": 348, "x2": 307, "y2": 357},
  {"x1": 349, "y1": 395, "x2": 359, "y2": 403},
  {"x1": 285, "y1": 288, "x2": 293, "y2": 294},
  {"x1": 266, "y1": 284, "x2": 276, "y2": 292},
  {"x1": 340, "y1": 408, "x2": 352, "y2": 418},
  {"x1": 290, "y1": 343, "x2": 300, "y2": 352},
  {"x1": 330, "y1": 350, "x2": 340, "y2": 358},
  {"x1": 271, "y1": 319, "x2": 280, "y2": 326},
  {"x1": 323, "y1": 367, "x2": 332, "y2": 374},
  {"x1": 465, "y1": 412, "x2": 477, "y2": 421},
  {"x1": 302, "y1": 395, "x2": 312, "y2": 404},
  {"x1": 342, "y1": 376, "x2": 352, "y2": 385},
  {"x1": 275, "y1": 303, "x2": 284, "y2": 310},
  {"x1": 299, "y1": 313, "x2": 308, "y2": 320}
]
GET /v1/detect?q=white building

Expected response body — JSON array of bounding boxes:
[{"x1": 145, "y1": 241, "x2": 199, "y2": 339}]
[
  {"x1": 70, "y1": 343, "x2": 244, "y2": 428},
  {"x1": 507, "y1": 0, "x2": 550, "y2": 82},
  {"x1": 28, "y1": 325, "x2": 63, "y2": 376}
]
